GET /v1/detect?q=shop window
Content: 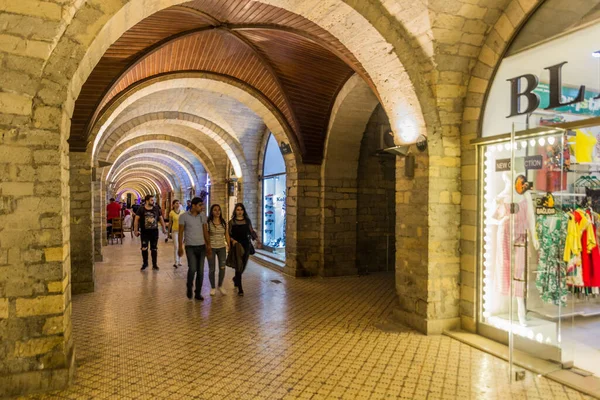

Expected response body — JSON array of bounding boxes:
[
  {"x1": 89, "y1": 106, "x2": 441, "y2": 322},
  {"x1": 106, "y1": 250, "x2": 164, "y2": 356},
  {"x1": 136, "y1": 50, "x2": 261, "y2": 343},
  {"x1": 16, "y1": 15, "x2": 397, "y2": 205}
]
[{"x1": 262, "y1": 134, "x2": 286, "y2": 257}]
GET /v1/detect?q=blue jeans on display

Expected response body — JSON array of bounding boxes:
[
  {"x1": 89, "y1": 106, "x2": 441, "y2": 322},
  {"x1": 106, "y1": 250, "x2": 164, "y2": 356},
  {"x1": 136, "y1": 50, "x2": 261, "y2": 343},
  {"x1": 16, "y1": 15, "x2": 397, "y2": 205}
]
[
  {"x1": 207, "y1": 247, "x2": 227, "y2": 288},
  {"x1": 185, "y1": 245, "x2": 206, "y2": 296}
]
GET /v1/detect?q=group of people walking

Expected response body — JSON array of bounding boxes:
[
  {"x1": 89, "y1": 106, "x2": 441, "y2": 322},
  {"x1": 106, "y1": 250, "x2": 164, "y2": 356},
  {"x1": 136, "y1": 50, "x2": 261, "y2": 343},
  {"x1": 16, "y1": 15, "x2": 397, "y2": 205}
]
[{"x1": 132, "y1": 194, "x2": 259, "y2": 299}]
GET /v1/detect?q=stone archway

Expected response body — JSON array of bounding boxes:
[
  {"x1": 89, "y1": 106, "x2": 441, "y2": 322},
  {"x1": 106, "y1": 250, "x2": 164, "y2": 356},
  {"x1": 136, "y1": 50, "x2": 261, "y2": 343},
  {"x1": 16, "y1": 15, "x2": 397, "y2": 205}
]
[
  {"x1": 0, "y1": 0, "x2": 439, "y2": 395},
  {"x1": 459, "y1": 0, "x2": 543, "y2": 333},
  {"x1": 321, "y1": 74, "x2": 379, "y2": 277}
]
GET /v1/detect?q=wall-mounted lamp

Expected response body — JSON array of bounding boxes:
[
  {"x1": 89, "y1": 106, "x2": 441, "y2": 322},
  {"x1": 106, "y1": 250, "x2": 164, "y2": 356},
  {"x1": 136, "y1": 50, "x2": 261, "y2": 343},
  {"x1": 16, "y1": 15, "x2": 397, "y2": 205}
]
[
  {"x1": 416, "y1": 135, "x2": 427, "y2": 152},
  {"x1": 279, "y1": 142, "x2": 292, "y2": 155},
  {"x1": 592, "y1": 50, "x2": 600, "y2": 58}
]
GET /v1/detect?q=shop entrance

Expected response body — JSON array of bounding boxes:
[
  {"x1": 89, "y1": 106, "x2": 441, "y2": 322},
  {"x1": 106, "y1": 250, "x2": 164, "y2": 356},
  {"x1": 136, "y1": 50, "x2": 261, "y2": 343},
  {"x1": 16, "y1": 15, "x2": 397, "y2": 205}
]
[
  {"x1": 260, "y1": 134, "x2": 287, "y2": 260},
  {"x1": 474, "y1": 16, "x2": 600, "y2": 381}
]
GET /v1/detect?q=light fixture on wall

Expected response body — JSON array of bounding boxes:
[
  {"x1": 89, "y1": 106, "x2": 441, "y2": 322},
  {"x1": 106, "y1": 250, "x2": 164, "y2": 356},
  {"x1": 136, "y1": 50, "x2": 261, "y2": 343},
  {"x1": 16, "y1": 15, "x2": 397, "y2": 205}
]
[
  {"x1": 592, "y1": 50, "x2": 600, "y2": 58},
  {"x1": 416, "y1": 135, "x2": 427, "y2": 152},
  {"x1": 279, "y1": 142, "x2": 292, "y2": 155}
]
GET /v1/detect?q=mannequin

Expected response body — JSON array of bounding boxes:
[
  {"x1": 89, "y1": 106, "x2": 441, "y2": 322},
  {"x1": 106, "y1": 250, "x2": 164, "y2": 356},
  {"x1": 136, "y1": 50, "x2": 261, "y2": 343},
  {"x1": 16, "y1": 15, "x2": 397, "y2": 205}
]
[{"x1": 492, "y1": 171, "x2": 539, "y2": 326}]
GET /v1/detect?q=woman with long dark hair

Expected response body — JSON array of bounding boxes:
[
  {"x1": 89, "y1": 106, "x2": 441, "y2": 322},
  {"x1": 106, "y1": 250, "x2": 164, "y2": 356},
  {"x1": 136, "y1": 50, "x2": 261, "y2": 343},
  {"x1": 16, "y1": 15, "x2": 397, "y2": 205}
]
[
  {"x1": 228, "y1": 203, "x2": 259, "y2": 296},
  {"x1": 207, "y1": 204, "x2": 229, "y2": 296}
]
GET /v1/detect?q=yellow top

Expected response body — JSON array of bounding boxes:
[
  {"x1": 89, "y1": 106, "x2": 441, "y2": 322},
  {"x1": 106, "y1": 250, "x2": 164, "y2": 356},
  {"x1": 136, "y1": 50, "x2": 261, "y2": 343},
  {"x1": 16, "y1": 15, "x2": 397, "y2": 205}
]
[
  {"x1": 569, "y1": 130, "x2": 597, "y2": 163},
  {"x1": 169, "y1": 209, "x2": 182, "y2": 231},
  {"x1": 564, "y1": 212, "x2": 582, "y2": 262}
]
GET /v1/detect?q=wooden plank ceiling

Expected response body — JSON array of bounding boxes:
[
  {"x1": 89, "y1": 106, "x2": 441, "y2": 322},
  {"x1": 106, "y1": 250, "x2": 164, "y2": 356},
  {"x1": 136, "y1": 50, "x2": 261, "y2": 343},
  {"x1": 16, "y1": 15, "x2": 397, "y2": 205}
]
[{"x1": 70, "y1": 0, "x2": 375, "y2": 164}]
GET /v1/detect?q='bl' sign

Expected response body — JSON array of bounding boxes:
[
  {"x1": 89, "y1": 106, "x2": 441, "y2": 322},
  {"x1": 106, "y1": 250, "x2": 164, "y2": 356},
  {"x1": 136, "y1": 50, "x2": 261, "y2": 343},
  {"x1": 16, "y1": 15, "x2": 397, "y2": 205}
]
[{"x1": 507, "y1": 61, "x2": 600, "y2": 117}]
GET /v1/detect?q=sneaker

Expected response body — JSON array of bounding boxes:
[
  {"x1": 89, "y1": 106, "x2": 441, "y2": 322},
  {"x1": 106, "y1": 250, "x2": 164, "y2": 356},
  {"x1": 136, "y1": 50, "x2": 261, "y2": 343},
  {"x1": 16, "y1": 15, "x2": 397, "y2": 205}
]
[
  {"x1": 194, "y1": 294, "x2": 204, "y2": 301},
  {"x1": 210, "y1": 288, "x2": 216, "y2": 296},
  {"x1": 173, "y1": 264, "x2": 178, "y2": 269},
  {"x1": 141, "y1": 264, "x2": 148, "y2": 271},
  {"x1": 152, "y1": 265, "x2": 159, "y2": 271},
  {"x1": 186, "y1": 288, "x2": 192, "y2": 299},
  {"x1": 178, "y1": 263, "x2": 183, "y2": 267},
  {"x1": 219, "y1": 287, "x2": 227, "y2": 295},
  {"x1": 238, "y1": 290, "x2": 244, "y2": 297}
]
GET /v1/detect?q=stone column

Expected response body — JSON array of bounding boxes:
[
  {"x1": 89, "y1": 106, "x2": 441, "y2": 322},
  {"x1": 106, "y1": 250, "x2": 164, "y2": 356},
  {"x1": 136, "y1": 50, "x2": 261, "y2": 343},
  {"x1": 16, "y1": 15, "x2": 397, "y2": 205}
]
[
  {"x1": 321, "y1": 181, "x2": 358, "y2": 277},
  {"x1": 0, "y1": 110, "x2": 75, "y2": 396},
  {"x1": 393, "y1": 147, "x2": 461, "y2": 335},
  {"x1": 210, "y1": 181, "x2": 227, "y2": 212},
  {"x1": 69, "y1": 151, "x2": 94, "y2": 294},
  {"x1": 288, "y1": 164, "x2": 322, "y2": 277},
  {"x1": 92, "y1": 181, "x2": 103, "y2": 262}
]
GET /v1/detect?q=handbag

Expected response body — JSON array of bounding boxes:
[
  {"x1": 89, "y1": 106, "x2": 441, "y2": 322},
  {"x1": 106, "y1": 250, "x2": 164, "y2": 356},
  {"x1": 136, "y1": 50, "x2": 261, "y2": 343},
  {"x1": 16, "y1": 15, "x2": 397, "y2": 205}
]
[{"x1": 248, "y1": 242, "x2": 256, "y2": 255}]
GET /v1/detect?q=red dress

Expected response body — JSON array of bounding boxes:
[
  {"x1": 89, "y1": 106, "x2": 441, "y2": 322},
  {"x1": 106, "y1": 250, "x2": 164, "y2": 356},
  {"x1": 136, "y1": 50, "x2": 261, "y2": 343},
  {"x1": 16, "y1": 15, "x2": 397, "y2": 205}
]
[{"x1": 581, "y1": 210, "x2": 600, "y2": 287}]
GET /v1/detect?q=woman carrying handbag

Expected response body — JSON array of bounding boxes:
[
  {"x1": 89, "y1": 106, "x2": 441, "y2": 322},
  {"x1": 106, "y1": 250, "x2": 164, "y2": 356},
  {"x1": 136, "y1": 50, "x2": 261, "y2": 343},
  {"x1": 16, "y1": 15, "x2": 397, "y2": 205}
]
[{"x1": 228, "y1": 203, "x2": 261, "y2": 296}]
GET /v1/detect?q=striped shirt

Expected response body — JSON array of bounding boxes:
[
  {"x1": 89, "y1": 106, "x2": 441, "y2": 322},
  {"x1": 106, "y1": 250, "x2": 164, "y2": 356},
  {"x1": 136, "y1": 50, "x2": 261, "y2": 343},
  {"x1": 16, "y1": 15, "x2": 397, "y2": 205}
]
[{"x1": 208, "y1": 220, "x2": 227, "y2": 249}]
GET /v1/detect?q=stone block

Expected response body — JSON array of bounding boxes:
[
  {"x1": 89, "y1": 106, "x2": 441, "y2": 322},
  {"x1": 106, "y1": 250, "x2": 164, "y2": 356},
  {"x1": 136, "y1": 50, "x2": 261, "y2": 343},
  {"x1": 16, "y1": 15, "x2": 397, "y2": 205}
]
[
  {"x1": 0, "y1": 0, "x2": 62, "y2": 21},
  {"x1": 0, "y1": 298, "x2": 8, "y2": 319},
  {"x1": 16, "y1": 295, "x2": 64, "y2": 317},
  {"x1": 0, "y1": 182, "x2": 34, "y2": 196},
  {"x1": 42, "y1": 315, "x2": 64, "y2": 335},
  {"x1": 0, "y1": 92, "x2": 32, "y2": 116},
  {"x1": 44, "y1": 246, "x2": 65, "y2": 262},
  {"x1": 14, "y1": 336, "x2": 63, "y2": 358}
]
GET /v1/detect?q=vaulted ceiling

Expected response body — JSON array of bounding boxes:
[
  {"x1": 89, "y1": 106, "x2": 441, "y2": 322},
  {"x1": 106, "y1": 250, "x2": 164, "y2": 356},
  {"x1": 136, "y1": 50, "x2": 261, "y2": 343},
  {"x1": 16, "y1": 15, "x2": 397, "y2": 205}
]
[{"x1": 71, "y1": 0, "x2": 375, "y2": 164}]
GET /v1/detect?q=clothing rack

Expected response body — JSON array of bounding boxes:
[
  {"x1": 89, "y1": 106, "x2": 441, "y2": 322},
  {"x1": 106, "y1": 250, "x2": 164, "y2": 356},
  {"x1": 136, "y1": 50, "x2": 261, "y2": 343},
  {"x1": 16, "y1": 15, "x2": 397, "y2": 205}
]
[{"x1": 530, "y1": 190, "x2": 586, "y2": 198}]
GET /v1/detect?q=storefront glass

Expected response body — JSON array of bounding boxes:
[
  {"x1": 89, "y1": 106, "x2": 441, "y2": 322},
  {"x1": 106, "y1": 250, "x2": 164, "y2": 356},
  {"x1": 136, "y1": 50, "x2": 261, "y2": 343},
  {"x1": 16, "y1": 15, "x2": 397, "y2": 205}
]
[
  {"x1": 262, "y1": 134, "x2": 286, "y2": 257},
  {"x1": 478, "y1": 22, "x2": 600, "y2": 378}
]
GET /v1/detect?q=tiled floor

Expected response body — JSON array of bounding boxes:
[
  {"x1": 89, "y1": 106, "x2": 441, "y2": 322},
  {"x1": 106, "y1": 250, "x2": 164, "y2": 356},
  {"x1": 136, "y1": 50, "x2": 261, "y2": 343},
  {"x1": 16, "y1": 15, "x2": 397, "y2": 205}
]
[{"x1": 23, "y1": 236, "x2": 593, "y2": 399}]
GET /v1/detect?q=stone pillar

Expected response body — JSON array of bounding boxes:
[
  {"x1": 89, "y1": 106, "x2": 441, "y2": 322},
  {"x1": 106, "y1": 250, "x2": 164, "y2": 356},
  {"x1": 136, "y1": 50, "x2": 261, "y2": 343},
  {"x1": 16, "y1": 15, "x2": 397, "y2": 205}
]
[
  {"x1": 92, "y1": 181, "x2": 103, "y2": 262},
  {"x1": 69, "y1": 151, "x2": 94, "y2": 294},
  {"x1": 101, "y1": 185, "x2": 107, "y2": 247},
  {"x1": 321, "y1": 181, "x2": 358, "y2": 277},
  {"x1": 0, "y1": 111, "x2": 75, "y2": 396},
  {"x1": 211, "y1": 181, "x2": 227, "y2": 212},
  {"x1": 393, "y1": 147, "x2": 461, "y2": 335},
  {"x1": 289, "y1": 164, "x2": 322, "y2": 277}
]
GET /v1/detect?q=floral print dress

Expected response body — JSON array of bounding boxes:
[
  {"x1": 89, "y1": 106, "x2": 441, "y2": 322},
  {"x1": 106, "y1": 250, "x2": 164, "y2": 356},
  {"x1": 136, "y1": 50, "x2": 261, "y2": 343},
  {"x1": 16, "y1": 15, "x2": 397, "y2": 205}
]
[{"x1": 535, "y1": 212, "x2": 569, "y2": 307}]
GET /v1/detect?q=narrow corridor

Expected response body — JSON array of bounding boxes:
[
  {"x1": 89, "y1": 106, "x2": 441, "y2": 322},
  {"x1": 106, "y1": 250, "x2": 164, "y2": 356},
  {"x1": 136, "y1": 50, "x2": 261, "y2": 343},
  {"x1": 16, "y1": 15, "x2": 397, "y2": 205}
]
[{"x1": 23, "y1": 237, "x2": 591, "y2": 400}]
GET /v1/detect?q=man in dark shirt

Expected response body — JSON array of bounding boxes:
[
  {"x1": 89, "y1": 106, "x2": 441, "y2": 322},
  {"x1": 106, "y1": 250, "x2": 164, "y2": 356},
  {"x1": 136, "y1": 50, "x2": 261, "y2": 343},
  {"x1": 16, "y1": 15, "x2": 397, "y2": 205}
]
[{"x1": 134, "y1": 194, "x2": 167, "y2": 270}]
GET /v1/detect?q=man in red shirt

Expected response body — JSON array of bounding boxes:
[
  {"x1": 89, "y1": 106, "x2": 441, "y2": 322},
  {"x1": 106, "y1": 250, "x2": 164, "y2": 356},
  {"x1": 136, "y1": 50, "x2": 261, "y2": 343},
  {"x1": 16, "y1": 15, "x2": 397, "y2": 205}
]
[{"x1": 106, "y1": 198, "x2": 122, "y2": 239}]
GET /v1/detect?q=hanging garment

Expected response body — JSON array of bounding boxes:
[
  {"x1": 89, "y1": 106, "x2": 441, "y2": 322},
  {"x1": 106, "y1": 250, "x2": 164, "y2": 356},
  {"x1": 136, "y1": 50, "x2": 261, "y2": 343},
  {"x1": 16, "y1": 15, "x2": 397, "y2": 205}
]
[
  {"x1": 535, "y1": 143, "x2": 567, "y2": 192},
  {"x1": 536, "y1": 212, "x2": 569, "y2": 307},
  {"x1": 495, "y1": 198, "x2": 529, "y2": 298},
  {"x1": 564, "y1": 211, "x2": 584, "y2": 287},
  {"x1": 569, "y1": 129, "x2": 597, "y2": 163},
  {"x1": 580, "y1": 209, "x2": 600, "y2": 288}
]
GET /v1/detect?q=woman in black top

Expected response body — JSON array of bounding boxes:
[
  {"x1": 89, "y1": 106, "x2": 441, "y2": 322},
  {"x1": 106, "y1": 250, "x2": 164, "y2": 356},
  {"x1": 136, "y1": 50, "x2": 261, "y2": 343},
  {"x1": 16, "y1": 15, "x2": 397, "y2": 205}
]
[{"x1": 228, "y1": 203, "x2": 259, "y2": 296}]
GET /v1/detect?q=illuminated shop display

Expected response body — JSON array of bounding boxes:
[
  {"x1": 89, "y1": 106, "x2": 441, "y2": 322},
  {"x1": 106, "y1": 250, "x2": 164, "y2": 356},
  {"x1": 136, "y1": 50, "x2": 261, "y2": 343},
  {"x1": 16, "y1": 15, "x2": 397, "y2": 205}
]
[
  {"x1": 477, "y1": 22, "x2": 600, "y2": 375},
  {"x1": 262, "y1": 134, "x2": 286, "y2": 256}
]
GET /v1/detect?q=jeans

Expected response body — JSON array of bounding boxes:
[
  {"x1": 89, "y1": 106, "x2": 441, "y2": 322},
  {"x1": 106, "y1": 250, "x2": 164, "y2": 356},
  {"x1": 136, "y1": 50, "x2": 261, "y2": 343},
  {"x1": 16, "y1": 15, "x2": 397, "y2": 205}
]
[
  {"x1": 141, "y1": 230, "x2": 159, "y2": 267},
  {"x1": 207, "y1": 247, "x2": 226, "y2": 288},
  {"x1": 185, "y1": 245, "x2": 206, "y2": 295},
  {"x1": 172, "y1": 231, "x2": 181, "y2": 265}
]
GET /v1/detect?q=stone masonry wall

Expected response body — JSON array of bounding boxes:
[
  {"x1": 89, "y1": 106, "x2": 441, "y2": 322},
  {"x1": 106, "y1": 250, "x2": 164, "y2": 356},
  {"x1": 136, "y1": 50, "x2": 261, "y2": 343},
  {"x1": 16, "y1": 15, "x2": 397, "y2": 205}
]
[
  {"x1": 69, "y1": 151, "x2": 94, "y2": 294},
  {"x1": 357, "y1": 106, "x2": 396, "y2": 274}
]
